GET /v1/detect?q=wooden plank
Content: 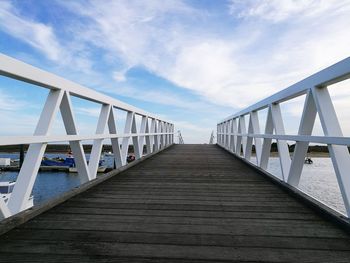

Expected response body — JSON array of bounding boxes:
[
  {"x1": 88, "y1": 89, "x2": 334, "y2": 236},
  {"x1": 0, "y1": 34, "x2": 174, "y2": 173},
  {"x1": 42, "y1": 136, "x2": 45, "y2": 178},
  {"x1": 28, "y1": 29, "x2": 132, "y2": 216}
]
[
  {"x1": 1, "y1": 240, "x2": 350, "y2": 262},
  {"x1": 48, "y1": 206, "x2": 319, "y2": 220},
  {"x1": 5, "y1": 229, "x2": 350, "y2": 251}
]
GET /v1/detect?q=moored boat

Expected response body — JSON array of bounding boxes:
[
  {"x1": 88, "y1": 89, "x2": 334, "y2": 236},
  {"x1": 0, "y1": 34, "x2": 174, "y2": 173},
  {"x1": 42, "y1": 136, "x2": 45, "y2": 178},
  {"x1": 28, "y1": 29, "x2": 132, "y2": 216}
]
[
  {"x1": 41, "y1": 156, "x2": 75, "y2": 167},
  {"x1": 0, "y1": 181, "x2": 33, "y2": 209}
]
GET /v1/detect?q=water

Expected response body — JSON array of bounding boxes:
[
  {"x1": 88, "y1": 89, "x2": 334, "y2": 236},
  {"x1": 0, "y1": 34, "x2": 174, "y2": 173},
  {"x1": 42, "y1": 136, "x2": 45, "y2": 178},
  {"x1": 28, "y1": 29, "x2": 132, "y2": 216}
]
[
  {"x1": 0, "y1": 153, "x2": 346, "y2": 215},
  {"x1": 250, "y1": 157, "x2": 346, "y2": 215},
  {"x1": 0, "y1": 153, "x2": 115, "y2": 205}
]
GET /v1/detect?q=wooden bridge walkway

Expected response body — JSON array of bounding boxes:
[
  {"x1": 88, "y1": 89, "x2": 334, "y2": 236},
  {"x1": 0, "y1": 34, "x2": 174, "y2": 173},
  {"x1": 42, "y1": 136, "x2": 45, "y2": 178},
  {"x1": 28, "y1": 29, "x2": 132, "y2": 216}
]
[{"x1": 0, "y1": 144, "x2": 350, "y2": 262}]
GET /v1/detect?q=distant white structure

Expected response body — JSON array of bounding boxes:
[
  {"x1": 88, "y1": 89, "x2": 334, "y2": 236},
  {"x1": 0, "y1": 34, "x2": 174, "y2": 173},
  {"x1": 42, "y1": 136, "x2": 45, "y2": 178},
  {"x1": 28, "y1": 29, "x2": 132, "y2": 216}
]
[
  {"x1": 209, "y1": 131, "x2": 215, "y2": 144},
  {"x1": 0, "y1": 158, "x2": 11, "y2": 166},
  {"x1": 177, "y1": 131, "x2": 184, "y2": 144}
]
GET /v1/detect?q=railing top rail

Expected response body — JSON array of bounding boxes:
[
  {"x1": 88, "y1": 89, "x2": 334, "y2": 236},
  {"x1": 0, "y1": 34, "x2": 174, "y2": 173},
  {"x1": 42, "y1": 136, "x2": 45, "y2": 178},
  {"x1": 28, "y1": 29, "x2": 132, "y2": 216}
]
[
  {"x1": 219, "y1": 56, "x2": 350, "y2": 124},
  {"x1": 0, "y1": 53, "x2": 167, "y2": 123}
]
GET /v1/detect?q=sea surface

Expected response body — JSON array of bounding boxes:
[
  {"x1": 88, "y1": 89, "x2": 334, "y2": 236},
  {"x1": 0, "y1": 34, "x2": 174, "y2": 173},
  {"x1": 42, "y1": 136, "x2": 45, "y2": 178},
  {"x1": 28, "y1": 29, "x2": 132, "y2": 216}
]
[
  {"x1": 251, "y1": 156, "x2": 345, "y2": 214},
  {"x1": 0, "y1": 153, "x2": 115, "y2": 205},
  {"x1": 0, "y1": 153, "x2": 346, "y2": 215}
]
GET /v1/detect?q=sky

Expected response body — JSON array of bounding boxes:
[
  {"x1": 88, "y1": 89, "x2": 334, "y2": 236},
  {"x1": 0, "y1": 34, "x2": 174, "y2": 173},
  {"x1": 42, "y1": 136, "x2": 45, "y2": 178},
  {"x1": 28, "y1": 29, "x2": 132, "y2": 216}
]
[{"x1": 0, "y1": 0, "x2": 350, "y2": 143}]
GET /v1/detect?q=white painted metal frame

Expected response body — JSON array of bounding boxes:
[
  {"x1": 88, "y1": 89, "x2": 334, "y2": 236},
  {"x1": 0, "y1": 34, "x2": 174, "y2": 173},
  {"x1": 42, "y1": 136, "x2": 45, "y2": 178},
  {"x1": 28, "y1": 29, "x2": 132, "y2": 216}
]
[
  {"x1": 177, "y1": 130, "x2": 184, "y2": 144},
  {"x1": 0, "y1": 54, "x2": 174, "y2": 218},
  {"x1": 217, "y1": 57, "x2": 350, "y2": 217},
  {"x1": 209, "y1": 131, "x2": 215, "y2": 144}
]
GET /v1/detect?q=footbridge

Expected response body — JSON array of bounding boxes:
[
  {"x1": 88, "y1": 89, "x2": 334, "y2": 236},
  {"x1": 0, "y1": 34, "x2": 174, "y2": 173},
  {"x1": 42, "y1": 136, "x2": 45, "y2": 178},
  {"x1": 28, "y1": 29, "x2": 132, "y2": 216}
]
[{"x1": 0, "y1": 54, "x2": 350, "y2": 262}]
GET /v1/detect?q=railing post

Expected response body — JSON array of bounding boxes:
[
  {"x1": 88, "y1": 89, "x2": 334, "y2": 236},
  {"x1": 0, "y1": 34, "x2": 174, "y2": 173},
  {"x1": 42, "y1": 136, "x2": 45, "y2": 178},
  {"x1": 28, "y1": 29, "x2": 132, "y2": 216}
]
[
  {"x1": 270, "y1": 103, "x2": 291, "y2": 182},
  {"x1": 229, "y1": 119, "x2": 237, "y2": 153},
  {"x1": 259, "y1": 106, "x2": 273, "y2": 170},
  {"x1": 171, "y1": 124, "x2": 174, "y2": 144},
  {"x1": 138, "y1": 116, "x2": 147, "y2": 157},
  {"x1": 131, "y1": 114, "x2": 141, "y2": 160},
  {"x1": 222, "y1": 122, "x2": 225, "y2": 147},
  {"x1": 220, "y1": 123, "x2": 224, "y2": 146},
  {"x1": 154, "y1": 120, "x2": 160, "y2": 151},
  {"x1": 217, "y1": 124, "x2": 219, "y2": 145},
  {"x1": 89, "y1": 104, "x2": 111, "y2": 179},
  {"x1": 0, "y1": 198, "x2": 11, "y2": 219},
  {"x1": 237, "y1": 116, "x2": 247, "y2": 156},
  {"x1": 60, "y1": 91, "x2": 90, "y2": 183},
  {"x1": 225, "y1": 120, "x2": 230, "y2": 149},
  {"x1": 108, "y1": 107, "x2": 123, "y2": 168},
  {"x1": 245, "y1": 114, "x2": 254, "y2": 161},
  {"x1": 8, "y1": 90, "x2": 64, "y2": 214},
  {"x1": 145, "y1": 117, "x2": 151, "y2": 154},
  {"x1": 151, "y1": 119, "x2": 157, "y2": 152},
  {"x1": 121, "y1": 111, "x2": 134, "y2": 165},
  {"x1": 288, "y1": 90, "x2": 317, "y2": 186},
  {"x1": 312, "y1": 86, "x2": 350, "y2": 216},
  {"x1": 250, "y1": 111, "x2": 262, "y2": 165}
]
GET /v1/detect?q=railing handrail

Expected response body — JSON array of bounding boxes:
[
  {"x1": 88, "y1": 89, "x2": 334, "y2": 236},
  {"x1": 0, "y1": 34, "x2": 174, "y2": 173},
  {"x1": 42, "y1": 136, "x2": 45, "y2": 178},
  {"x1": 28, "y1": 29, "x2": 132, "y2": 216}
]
[
  {"x1": 217, "y1": 57, "x2": 350, "y2": 218},
  {"x1": 0, "y1": 53, "x2": 174, "y2": 219},
  {"x1": 0, "y1": 54, "x2": 164, "y2": 121}
]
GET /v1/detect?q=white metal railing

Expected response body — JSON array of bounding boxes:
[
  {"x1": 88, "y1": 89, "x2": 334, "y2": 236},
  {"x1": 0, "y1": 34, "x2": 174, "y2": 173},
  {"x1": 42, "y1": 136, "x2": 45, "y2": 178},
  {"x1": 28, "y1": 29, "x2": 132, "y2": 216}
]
[
  {"x1": 177, "y1": 130, "x2": 184, "y2": 144},
  {"x1": 0, "y1": 54, "x2": 174, "y2": 218},
  {"x1": 217, "y1": 57, "x2": 350, "y2": 217},
  {"x1": 209, "y1": 131, "x2": 215, "y2": 144}
]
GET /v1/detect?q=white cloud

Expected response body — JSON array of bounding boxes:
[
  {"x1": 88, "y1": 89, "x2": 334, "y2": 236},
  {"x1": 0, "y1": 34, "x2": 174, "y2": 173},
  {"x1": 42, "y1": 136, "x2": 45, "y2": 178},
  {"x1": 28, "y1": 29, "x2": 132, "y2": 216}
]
[
  {"x1": 56, "y1": 0, "x2": 350, "y2": 112},
  {"x1": 0, "y1": 1, "x2": 63, "y2": 61},
  {"x1": 110, "y1": 85, "x2": 230, "y2": 115},
  {"x1": 75, "y1": 106, "x2": 101, "y2": 118},
  {"x1": 228, "y1": 0, "x2": 350, "y2": 22},
  {"x1": 0, "y1": 89, "x2": 27, "y2": 111},
  {"x1": 112, "y1": 68, "x2": 130, "y2": 82},
  {"x1": 0, "y1": 1, "x2": 98, "y2": 76},
  {"x1": 0, "y1": 109, "x2": 38, "y2": 136}
]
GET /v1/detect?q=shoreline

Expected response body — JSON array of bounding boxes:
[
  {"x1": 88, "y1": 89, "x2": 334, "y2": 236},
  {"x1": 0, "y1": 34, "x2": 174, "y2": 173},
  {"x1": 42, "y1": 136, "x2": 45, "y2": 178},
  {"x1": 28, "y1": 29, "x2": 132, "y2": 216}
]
[{"x1": 0, "y1": 151, "x2": 330, "y2": 157}]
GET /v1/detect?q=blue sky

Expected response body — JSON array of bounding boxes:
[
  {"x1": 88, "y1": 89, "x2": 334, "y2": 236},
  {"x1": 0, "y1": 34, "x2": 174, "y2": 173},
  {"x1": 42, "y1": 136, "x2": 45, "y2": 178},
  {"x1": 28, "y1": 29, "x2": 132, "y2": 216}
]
[{"x1": 0, "y1": 0, "x2": 350, "y2": 143}]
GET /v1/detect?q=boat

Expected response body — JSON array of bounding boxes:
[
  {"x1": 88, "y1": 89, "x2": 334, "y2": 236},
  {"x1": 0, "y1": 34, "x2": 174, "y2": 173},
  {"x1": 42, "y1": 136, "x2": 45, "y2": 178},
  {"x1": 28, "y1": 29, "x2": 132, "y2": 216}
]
[
  {"x1": 41, "y1": 154, "x2": 107, "y2": 173},
  {"x1": 41, "y1": 156, "x2": 75, "y2": 167},
  {"x1": 102, "y1": 151, "x2": 114, "y2": 157},
  {"x1": 69, "y1": 159, "x2": 106, "y2": 173},
  {"x1": 127, "y1": 154, "x2": 135, "y2": 163},
  {"x1": 0, "y1": 181, "x2": 33, "y2": 210}
]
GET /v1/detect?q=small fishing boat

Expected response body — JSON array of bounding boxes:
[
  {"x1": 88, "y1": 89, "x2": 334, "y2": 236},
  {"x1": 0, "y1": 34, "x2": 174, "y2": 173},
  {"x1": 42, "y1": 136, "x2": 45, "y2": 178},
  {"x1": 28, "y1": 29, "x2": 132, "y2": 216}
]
[
  {"x1": 0, "y1": 181, "x2": 33, "y2": 209},
  {"x1": 69, "y1": 159, "x2": 106, "y2": 173},
  {"x1": 41, "y1": 152, "x2": 106, "y2": 173},
  {"x1": 41, "y1": 156, "x2": 76, "y2": 167}
]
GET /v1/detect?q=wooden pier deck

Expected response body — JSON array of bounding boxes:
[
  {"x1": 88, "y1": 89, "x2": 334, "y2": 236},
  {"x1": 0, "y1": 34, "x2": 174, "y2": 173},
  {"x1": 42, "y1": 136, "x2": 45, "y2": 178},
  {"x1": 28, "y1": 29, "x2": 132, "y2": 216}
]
[{"x1": 0, "y1": 144, "x2": 350, "y2": 262}]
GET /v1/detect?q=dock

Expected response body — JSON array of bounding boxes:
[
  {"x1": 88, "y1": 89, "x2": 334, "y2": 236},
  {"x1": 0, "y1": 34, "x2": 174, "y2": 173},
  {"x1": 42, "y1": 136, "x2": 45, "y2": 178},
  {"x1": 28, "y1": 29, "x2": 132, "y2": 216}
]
[{"x1": 0, "y1": 144, "x2": 349, "y2": 262}]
